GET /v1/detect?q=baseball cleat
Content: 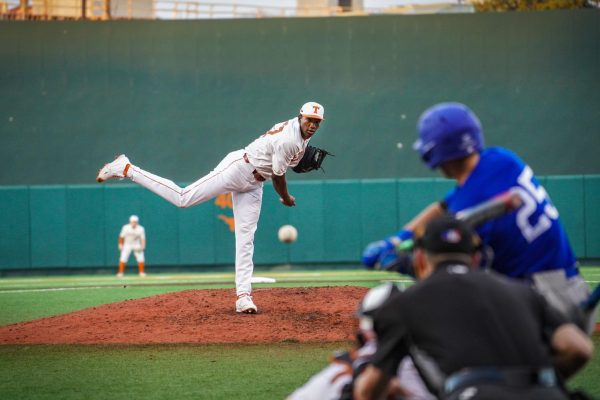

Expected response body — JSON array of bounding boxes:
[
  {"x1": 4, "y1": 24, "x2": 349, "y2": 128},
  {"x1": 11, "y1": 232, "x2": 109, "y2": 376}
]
[
  {"x1": 96, "y1": 154, "x2": 131, "y2": 183},
  {"x1": 236, "y1": 294, "x2": 258, "y2": 314},
  {"x1": 139, "y1": 272, "x2": 147, "y2": 277},
  {"x1": 116, "y1": 272, "x2": 124, "y2": 278}
]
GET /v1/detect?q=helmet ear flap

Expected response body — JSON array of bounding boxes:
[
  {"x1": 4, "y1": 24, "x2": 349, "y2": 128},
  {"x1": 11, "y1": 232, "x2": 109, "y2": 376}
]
[{"x1": 420, "y1": 149, "x2": 433, "y2": 166}]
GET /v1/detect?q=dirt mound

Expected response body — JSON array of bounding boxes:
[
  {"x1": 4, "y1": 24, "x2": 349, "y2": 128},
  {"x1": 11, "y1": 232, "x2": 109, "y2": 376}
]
[{"x1": 0, "y1": 286, "x2": 369, "y2": 344}]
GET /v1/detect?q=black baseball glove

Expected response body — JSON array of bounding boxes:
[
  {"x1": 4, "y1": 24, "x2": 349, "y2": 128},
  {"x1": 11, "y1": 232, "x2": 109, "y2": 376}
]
[{"x1": 292, "y1": 146, "x2": 333, "y2": 173}]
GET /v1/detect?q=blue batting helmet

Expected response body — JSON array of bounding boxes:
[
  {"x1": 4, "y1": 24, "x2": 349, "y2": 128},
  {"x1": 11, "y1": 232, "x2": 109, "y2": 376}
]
[{"x1": 413, "y1": 102, "x2": 484, "y2": 169}]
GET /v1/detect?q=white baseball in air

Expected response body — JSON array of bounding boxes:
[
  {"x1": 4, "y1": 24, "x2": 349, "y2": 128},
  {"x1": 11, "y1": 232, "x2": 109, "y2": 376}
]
[
  {"x1": 397, "y1": 142, "x2": 404, "y2": 149},
  {"x1": 278, "y1": 224, "x2": 298, "y2": 243}
]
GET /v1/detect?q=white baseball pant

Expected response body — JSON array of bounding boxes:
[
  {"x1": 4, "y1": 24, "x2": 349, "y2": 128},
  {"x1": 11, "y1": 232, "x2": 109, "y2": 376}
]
[
  {"x1": 119, "y1": 245, "x2": 145, "y2": 263},
  {"x1": 128, "y1": 149, "x2": 263, "y2": 296}
]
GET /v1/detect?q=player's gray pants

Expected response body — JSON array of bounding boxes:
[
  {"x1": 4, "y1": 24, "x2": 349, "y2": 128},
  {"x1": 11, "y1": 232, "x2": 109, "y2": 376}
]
[
  {"x1": 532, "y1": 269, "x2": 596, "y2": 335},
  {"x1": 128, "y1": 149, "x2": 263, "y2": 296}
]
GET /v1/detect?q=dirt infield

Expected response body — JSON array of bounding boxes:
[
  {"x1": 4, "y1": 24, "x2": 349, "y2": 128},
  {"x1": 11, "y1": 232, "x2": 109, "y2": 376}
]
[{"x1": 0, "y1": 286, "x2": 369, "y2": 345}]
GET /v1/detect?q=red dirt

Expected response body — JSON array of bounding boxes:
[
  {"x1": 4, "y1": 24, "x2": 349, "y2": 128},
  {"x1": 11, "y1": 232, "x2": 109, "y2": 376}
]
[{"x1": 0, "y1": 286, "x2": 369, "y2": 345}]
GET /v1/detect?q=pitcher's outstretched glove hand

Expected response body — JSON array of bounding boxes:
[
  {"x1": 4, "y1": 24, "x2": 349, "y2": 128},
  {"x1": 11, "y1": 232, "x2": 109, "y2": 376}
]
[{"x1": 292, "y1": 146, "x2": 332, "y2": 173}]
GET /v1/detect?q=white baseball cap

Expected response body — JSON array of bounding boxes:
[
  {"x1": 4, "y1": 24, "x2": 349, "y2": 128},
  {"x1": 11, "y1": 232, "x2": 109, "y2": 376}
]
[
  {"x1": 299, "y1": 102, "x2": 325, "y2": 120},
  {"x1": 129, "y1": 215, "x2": 139, "y2": 223}
]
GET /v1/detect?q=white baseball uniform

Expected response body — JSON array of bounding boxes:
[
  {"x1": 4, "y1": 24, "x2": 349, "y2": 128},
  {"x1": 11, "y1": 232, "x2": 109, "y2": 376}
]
[
  {"x1": 119, "y1": 223, "x2": 146, "y2": 263},
  {"x1": 288, "y1": 340, "x2": 434, "y2": 400},
  {"x1": 125, "y1": 117, "x2": 310, "y2": 296}
]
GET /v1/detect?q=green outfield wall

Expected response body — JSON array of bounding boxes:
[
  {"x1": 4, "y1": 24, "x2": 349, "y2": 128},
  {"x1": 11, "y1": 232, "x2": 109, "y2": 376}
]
[
  {"x1": 1, "y1": 10, "x2": 599, "y2": 186},
  {"x1": 0, "y1": 176, "x2": 598, "y2": 270}
]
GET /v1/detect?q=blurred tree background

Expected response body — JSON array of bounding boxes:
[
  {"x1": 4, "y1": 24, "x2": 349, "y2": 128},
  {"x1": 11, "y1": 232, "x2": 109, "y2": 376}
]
[{"x1": 473, "y1": 0, "x2": 597, "y2": 11}]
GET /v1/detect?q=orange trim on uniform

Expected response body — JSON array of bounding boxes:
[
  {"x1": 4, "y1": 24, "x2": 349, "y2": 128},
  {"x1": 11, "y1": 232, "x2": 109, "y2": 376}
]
[
  {"x1": 138, "y1": 262, "x2": 145, "y2": 273},
  {"x1": 118, "y1": 261, "x2": 125, "y2": 274},
  {"x1": 123, "y1": 163, "x2": 131, "y2": 177}
]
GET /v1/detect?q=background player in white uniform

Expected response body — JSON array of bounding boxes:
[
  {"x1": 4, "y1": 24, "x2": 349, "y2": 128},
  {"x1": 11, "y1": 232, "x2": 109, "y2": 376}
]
[
  {"x1": 117, "y1": 215, "x2": 146, "y2": 277},
  {"x1": 97, "y1": 102, "x2": 325, "y2": 314}
]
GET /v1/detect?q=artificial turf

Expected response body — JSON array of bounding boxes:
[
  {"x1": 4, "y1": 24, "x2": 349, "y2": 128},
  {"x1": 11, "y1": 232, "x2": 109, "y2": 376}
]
[
  {"x1": 0, "y1": 269, "x2": 598, "y2": 398},
  {"x1": 0, "y1": 339, "x2": 598, "y2": 399}
]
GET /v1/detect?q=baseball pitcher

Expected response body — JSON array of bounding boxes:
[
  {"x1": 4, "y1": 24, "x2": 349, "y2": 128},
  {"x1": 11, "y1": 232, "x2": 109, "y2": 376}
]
[{"x1": 97, "y1": 102, "x2": 329, "y2": 314}]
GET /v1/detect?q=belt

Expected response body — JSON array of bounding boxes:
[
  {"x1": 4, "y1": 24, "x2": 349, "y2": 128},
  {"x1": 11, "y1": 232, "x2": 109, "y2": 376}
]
[
  {"x1": 243, "y1": 153, "x2": 266, "y2": 182},
  {"x1": 444, "y1": 367, "x2": 557, "y2": 394}
]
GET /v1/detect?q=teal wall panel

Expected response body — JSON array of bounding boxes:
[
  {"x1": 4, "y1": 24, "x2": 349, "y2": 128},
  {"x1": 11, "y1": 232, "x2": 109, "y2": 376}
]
[
  {"x1": 323, "y1": 181, "x2": 362, "y2": 262},
  {"x1": 396, "y1": 179, "x2": 455, "y2": 226},
  {"x1": 544, "y1": 176, "x2": 585, "y2": 256},
  {"x1": 0, "y1": 187, "x2": 30, "y2": 269},
  {"x1": 584, "y1": 176, "x2": 600, "y2": 258},
  {"x1": 360, "y1": 180, "x2": 398, "y2": 245},
  {"x1": 141, "y1": 190, "x2": 179, "y2": 266},
  {"x1": 29, "y1": 186, "x2": 67, "y2": 268},
  {"x1": 0, "y1": 175, "x2": 598, "y2": 270},
  {"x1": 178, "y1": 204, "x2": 217, "y2": 266},
  {"x1": 66, "y1": 185, "x2": 106, "y2": 267},
  {"x1": 288, "y1": 181, "x2": 325, "y2": 263}
]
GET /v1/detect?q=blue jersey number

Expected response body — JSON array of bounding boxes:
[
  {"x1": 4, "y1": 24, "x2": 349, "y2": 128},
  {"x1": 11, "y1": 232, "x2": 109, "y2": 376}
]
[{"x1": 514, "y1": 166, "x2": 559, "y2": 243}]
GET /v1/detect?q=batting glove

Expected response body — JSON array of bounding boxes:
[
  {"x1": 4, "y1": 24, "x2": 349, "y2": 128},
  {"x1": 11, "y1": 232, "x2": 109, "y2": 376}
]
[
  {"x1": 362, "y1": 240, "x2": 394, "y2": 269},
  {"x1": 362, "y1": 229, "x2": 413, "y2": 269}
]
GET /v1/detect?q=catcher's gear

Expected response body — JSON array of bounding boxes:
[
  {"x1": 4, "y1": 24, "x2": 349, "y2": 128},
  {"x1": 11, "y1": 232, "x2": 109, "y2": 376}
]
[{"x1": 292, "y1": 145, "x2": 332, "y2": 173}]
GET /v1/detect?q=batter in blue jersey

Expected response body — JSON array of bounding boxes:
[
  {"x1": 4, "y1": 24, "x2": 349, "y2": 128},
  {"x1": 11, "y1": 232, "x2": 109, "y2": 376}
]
[
  {"x1": 444, "y1": 146, "x2": 577, "y2": 279},
  {"x1": 362, "y1": 102, "x2": 593, "y2": 333}
]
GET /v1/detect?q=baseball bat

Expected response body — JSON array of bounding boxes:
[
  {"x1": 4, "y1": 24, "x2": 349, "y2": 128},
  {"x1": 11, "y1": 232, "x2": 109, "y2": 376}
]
[
  {"x1": 455, "y1": 188, "x2": 524, "y2": 228},
  {"x1": 396, "y1": 189, "x2": 524, "y2": 252}
]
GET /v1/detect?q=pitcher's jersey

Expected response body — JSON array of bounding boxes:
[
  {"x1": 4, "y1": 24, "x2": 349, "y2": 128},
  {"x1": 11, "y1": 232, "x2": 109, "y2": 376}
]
[
  {"x1": 244, "y1": 117, "x2": 309, "y2": 179},
  {"x1": 120, "y1": 224, "x2": 145, "y2": 249},
  {"x1": 444, "y1": 147, "x2": 577, "y2": 279}
]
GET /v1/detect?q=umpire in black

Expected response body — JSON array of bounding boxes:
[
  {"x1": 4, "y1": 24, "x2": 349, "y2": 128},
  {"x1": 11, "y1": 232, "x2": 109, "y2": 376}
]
[{"x1": 354, "y1": 216, "x2": 593, "y2": 400}]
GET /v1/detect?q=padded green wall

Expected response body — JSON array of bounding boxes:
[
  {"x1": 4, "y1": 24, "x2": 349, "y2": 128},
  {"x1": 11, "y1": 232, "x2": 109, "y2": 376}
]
[
  {"x1": 1, "y1": 10, "x2": 599, "y2": 186},
  {"x1": 0, "y1": 176, "x2": 598, "y2": 270}
]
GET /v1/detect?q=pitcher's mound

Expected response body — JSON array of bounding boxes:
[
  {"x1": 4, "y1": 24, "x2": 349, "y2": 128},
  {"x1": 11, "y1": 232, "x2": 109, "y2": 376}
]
[{"x1": 0, "y1": 286, "x2": 369, "y2": 345}]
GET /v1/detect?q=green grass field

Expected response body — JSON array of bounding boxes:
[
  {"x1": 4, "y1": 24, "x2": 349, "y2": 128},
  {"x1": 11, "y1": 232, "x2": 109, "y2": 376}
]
[{"x1": 0, "y1": 268, "x2": 598, "y2": 399}]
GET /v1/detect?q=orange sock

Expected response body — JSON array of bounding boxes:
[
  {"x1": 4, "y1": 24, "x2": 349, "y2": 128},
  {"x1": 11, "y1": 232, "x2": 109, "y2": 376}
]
[
  {"x1": 138, "y1": 262, "x2": 145, "y2": 274},
  {"x1": 118, "y1": 262, "x2": 125, "y2": 274}
]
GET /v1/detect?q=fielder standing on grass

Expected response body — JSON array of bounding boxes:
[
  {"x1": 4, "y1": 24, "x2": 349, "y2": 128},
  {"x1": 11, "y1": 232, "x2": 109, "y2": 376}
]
[
  {"x1": 117, "y1": 215, "x2": 146, "y2": 277},
  {"x1": 362, "y1": 102, "x2": 595, "y2": 333},
  {"x1": 97, "y1": 102, "x2": 327, "y2": 314}
]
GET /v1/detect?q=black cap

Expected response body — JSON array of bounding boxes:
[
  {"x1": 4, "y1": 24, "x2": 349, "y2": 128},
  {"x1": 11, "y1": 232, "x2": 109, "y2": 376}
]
[{"x1": 417, "y1": 216, "x2": 478, "y2": 254}]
